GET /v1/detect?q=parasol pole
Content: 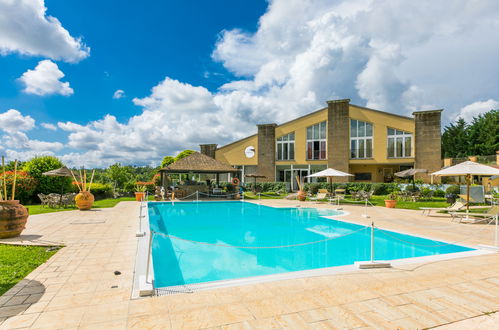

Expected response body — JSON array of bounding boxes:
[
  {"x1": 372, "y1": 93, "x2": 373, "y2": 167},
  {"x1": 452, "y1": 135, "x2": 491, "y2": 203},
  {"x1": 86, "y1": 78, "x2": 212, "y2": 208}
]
[
  {"x1": 466, "y1": 174, "x2": 471, "y2": 212},
  {"x1": 11, "y1": 160, "x2": 18, "y2": 200},
  {"x1": 2, "y1": 156, "x2": 6, "y2": 200}
]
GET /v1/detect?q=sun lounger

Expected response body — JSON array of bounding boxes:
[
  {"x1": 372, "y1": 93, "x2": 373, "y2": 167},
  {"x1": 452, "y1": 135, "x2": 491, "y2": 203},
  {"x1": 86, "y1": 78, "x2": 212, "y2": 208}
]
[
  {"x1": 309, "y1": 189, "x2": 330, "y2": 202},
  {"x1": 420, "y1": 201, "x2": 465, "y2": 216},
  {"x1": 449, "y1": 205, "x2": 499, "y2": 223}
]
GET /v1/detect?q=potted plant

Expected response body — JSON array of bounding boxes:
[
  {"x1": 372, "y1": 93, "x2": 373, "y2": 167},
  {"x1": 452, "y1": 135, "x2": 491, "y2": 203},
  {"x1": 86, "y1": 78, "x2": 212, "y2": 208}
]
[
  {"x1": 384, "y1": 192, "x2": 398, "y2": 208},
  {"x1": 71, "y1": 169, "x2": 95, "y2": 210},
  {"x1": 135, "y1": 183, "x2": 147, "y2": 201},
  {"x1": 0, "y1": 158, "x2": 29, "y2": 238}
]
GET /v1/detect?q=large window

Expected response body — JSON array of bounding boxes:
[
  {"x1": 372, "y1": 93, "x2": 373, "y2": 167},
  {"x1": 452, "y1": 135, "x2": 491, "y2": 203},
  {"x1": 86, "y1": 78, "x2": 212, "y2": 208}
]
[
  {"x1": 350, "y1": 119, "x2": 373, "y2": 159},
  {"x1": 276, "y1": 132, "x2": 295, "y2": 160},
  {"x1": 306, "y1": 122, "x2": 327, "y2": 160},
  {"x1": 387, "y1": 128, "x2": 412, "y2": 158}
]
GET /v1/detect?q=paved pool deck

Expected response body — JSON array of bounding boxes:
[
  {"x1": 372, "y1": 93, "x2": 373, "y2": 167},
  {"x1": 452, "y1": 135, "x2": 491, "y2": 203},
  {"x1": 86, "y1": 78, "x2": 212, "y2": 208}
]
[{"x1": 0, "y1": 200, "x2": 498, "y2": 329}]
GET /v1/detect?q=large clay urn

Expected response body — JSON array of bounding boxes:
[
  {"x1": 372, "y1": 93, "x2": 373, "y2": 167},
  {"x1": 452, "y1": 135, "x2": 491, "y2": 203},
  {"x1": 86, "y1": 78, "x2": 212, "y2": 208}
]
[
  {"x1": 75, "y1": 191, "x2": 94, "y2": 210},
  {"x1": 297, "y1": 190, "x2": 307, "y2": 201},
  {"x1": 0, "y1": 200, "x2": 29, "y2": 238}
]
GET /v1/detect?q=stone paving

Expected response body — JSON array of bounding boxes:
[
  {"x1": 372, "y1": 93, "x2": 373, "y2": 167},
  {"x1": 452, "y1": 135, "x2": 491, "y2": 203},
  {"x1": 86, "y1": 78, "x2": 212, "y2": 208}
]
[{"x1": 0, "y1": 200, "x2": 498, "y2": 329}]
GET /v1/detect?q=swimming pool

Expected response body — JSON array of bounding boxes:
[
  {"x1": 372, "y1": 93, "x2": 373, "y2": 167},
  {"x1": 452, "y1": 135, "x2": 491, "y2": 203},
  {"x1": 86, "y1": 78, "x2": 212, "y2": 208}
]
[{"x1": 148, "y1": 201, "x2": 472, "y2": 288}]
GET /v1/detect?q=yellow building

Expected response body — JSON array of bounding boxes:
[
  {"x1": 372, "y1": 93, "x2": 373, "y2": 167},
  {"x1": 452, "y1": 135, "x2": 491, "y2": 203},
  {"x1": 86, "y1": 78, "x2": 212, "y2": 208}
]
[{"x1": 200, "y1": 99, "x2": 443, "y2": 190}]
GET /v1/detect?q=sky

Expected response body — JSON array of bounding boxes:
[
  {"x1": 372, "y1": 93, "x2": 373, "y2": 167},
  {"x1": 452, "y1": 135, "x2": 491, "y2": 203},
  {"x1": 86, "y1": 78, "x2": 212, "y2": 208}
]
[{"x1": 0, "y1": 0, "x2": 498, "y2": 167}]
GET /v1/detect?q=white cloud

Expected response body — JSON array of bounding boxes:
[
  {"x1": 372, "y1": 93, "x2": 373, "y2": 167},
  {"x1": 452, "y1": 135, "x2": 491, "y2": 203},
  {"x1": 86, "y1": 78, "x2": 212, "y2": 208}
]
[
  {"x1": 19, "y1": 60, "x2": 73, "y2": 96},
  {"x1": 41, "y1": 123, "x2": 57, "y2": 131},
  {"x1": 0, "y1": 109, "x2": 64, "y2": 161},
  {"x1": 0, "y1": 0, "x2": 89, "y2": 62},
  {"x1": 113, "y1": 89, "x2": 125, "y2": 99},
  {"x1": 457, "y1": 99, "x2": 499, "y2": 121},
  {"x1": 0, "y1": 109, "x2": 35, "y2": 133}
]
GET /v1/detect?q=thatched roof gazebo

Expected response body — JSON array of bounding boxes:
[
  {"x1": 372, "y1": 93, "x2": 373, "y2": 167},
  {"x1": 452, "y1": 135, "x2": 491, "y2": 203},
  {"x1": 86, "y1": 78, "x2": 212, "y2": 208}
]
[{"x1": 159, "y1": 152, "x2": 240, "y2": 187}]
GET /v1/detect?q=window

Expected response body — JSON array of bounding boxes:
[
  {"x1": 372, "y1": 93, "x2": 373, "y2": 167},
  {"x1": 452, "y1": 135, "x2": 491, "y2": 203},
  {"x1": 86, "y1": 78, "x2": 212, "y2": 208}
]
[
  {"x1": 306, "y1": 122, "x2": 326, "y2": 160},
  {"x1": 350, "y1": 119, "x2": 373, "y2": 159},
  {"x1": 354, "y1": 173, "x2": 372, "y2": 181},
  {"x1": 276, "y1": 132, "x2": 295, "y2": 160},
  {"x1": 387, "y1": 128, "x2": 412, "y2": 158}
]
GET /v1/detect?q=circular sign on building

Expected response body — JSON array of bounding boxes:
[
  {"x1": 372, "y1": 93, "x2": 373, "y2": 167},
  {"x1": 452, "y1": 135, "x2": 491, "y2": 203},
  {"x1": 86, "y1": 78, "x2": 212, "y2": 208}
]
[{"x1": 244, "y1": 146, "x2": 255, "y2": 158}]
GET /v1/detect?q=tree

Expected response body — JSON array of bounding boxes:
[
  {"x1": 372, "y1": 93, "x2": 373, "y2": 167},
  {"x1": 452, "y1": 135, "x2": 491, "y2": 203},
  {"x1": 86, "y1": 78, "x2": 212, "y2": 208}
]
[
  {"x1": 467, "y1": 110, "x2": 498, "y2": 156},
  {"x1": 441, "y1": 109, "x2": 498, "y2": 158},
  {"x1": 23, "y1": 156, "x2": 72, "y2": 195},
  {"x1": 174, "y1": 150, "x2": 195, "y2": 162},
  {"x1": 105, "y1": 163, "x2": 131, "y2": 190},
  {"x1": 441, "y1": 118, "x2": 469, "y2": 158},
  {"x1": 161, "y1": 156, "x2": 175, "y2": 168}
]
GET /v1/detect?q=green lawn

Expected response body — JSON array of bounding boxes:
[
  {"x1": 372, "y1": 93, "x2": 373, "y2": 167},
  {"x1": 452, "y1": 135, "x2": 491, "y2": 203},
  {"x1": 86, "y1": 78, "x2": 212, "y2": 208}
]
[
  {"x1": 0, "y1": 244, "x2": 60, "y2": 296},
  {"x1": 26, "y1": 196, "x2": 152, "y2": 215},
  {"x1": 243, "y1": 191, "x2": 288, "y2": 199},
  {"x1": 305, "y1": 195, "x2": 450, "y2": 210}
]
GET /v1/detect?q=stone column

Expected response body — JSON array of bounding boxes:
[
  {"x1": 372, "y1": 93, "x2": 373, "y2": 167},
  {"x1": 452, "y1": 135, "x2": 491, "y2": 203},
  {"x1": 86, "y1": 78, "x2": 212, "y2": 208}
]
[
  {"x1": 199, "y1": 144, "x2": 218, "y2": 159},
  {"x1": 413, "y1": 110, "x2": 443, "y2": 183},
  {"x1": 257, "y1": 124, "x2": 277, "y2": 182},
  {"x1": 327, "y1": 99, "x2": 351, "y2": 182}
]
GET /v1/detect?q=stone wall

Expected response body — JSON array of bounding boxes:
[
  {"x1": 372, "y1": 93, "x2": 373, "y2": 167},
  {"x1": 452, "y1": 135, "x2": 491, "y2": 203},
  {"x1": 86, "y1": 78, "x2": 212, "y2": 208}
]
[
  {"x1": 327, "y1": 99, "x2": 351, "y2": 182},
  {"x1": 257, "y1": 124, "x2": 277, "y2": 182},
  {"x1": 199, "y1": 144, "x2": 218, "y2": 159},
  {"x1": 413, "y1": 110, "x2": 443, "y2": 183}
]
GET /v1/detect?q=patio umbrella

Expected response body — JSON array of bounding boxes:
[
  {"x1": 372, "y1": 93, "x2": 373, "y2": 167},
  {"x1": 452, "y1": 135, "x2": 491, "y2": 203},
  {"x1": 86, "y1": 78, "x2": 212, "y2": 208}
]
[
  {"x1": 42, "y1": 166, "x2": 74, "y2": 199},
  {"x1": 306, "y1": 168, "x2": 353, "y2": 193},
  {"x1": 431, "y1": 161, "x2": 499, "y2": 212},
  {"x1": 394, "y1": 168, "x2": 428, "y2": 190}
]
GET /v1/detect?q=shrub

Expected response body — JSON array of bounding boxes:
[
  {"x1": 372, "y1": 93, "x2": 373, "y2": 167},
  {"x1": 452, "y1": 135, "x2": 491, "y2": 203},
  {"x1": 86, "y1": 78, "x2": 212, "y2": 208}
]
[
  {"x1": 0, "y1": 171, "x2": 37, "y2": 204},
  {"x1": 445, "y1": 185, "x2": 461, "y2": 196},
  {"x1": 245, "y1": 182, "x2": 287, "y2": 193},
  {"x1": 23, "y1": 156, "x2": 72, "y2": 198},
  {"x1": 434, "y1": 189, "x2": 445, "y2": 197},
  {"x1": 405, "y1": 185, "x2": 419, "y2": 193},
  {"x1": 420, "y1": 187, "x2": 434, "y2": 198},
  {"x1": 307, "y1": 183, "x2": 321, "y2": 195}
]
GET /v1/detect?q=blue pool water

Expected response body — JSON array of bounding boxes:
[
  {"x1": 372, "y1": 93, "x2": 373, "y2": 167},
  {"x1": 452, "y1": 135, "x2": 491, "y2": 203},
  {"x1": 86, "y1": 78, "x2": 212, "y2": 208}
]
[{"x1": 148, "y1": 201, "x2": 472, "y2": 288}]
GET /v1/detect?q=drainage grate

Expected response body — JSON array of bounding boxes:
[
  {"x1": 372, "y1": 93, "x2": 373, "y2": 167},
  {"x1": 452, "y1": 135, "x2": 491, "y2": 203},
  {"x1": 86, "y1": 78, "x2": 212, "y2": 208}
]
[{"x1": 155, "y1": 285, "x2": 194, "y2": 296}]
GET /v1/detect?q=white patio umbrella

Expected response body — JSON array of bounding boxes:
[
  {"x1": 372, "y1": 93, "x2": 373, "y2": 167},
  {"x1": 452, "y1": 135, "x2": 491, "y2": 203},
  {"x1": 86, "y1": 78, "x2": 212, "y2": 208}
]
[
  {"x1": 306, "y1": 168, "x2": 353, "y2": 193},
  {"x1": 431, "y1": 161, "x2": 499, "y2": 212}
]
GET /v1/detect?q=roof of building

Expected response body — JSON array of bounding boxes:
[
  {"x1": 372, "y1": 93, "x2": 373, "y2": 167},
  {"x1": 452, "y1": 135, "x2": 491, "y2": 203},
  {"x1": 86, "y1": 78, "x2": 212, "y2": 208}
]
[
  {"x1": 160, "y1": 152, "x2": 240, "y2": 173},
  {"x1": 216, "y1": 100, "x2": 431, "y2": 150}
]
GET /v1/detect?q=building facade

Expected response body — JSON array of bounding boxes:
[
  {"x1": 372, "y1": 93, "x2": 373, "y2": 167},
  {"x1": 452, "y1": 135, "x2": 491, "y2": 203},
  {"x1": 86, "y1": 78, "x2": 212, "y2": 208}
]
[{"x1": 201, "y1": 99, "x2": 442, "y2": 190}]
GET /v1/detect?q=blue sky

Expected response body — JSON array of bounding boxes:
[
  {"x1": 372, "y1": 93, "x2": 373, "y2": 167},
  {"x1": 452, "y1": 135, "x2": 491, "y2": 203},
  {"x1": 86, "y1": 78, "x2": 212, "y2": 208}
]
[{"x1": 0, "y1": 0, "x2": 498, "y2": 167}]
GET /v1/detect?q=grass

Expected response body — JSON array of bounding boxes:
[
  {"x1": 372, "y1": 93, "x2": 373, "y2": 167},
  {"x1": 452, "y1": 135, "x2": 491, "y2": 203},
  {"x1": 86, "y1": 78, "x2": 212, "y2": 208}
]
[
  {"x1": 0, "y1": 244, "x2": 60, "y2": 296},
  {"x1": 306, "y1": 195, "x2": 450, "y2": 210},
  {"x1": 26, "y1": 196, "x2": 153, "y2": 215},
  {"x1": 243, "y1": 191, "x2": 288, "y2": 199}
]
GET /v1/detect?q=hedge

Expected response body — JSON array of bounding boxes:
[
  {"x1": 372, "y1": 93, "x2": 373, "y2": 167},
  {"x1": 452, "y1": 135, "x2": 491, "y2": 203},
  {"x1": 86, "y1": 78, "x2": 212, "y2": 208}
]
[
  {"x1": 244, "y1": 182, "x2": 287, "y2": 193},
  {"x1": 303, "y1": 182, "x2": 400, "y2": 195}
]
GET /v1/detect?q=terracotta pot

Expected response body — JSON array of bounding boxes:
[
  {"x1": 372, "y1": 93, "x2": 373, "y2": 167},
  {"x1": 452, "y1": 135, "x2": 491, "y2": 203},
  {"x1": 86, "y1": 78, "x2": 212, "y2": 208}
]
[
  {"x1": 384, "y1": 199, "x2": 397, "y2": 208},
  {"x1": 75, "y1": 191, "x2": 94, "y2": 210},
  {"x1": 135, "y1": 192, "x2": 145, "y2": 201},
  {"x1": 0, "y1": 200, "x2": 29, "y2": 238},
  {"x1": 297, "y1": 190, "x2": 307, "y2": 201}
]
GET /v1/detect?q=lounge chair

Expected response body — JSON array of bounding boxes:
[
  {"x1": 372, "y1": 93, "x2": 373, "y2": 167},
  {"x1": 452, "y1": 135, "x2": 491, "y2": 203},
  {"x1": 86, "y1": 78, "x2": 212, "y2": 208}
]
[
  {"x1": 420, "y1": 201, "x2": 465, "y2": 216},
  {"x1": 310, "y1": 189, "x2": 329, "y2": 202},
  {"x1": 449, "y1": 205, "x2": 499, "y2": 224}
]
